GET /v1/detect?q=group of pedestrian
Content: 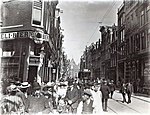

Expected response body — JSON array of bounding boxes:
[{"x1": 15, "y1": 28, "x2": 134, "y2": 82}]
[
  {"x1": 1, "y1": 80, "x2": 53, "y2": 114},
  {"x1": 1, "y1": 77, "x2": 118, "y2": 114},
  {"x1": 64, "y1": 79, "x2": 116, "y2": 114},
  {"x1": 120, "y1": 82, "x2": 133, "y2": 104}
]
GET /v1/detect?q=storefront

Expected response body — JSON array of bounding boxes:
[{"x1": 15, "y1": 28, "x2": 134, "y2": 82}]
[
  {"x1": 0, "y1": 30, "x2": 50, "y2": 84},
  {"x1": 143, "y1": 59, "x2": 150, "y2": 94}
]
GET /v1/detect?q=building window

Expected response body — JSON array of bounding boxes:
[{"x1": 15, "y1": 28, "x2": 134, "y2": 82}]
[
  {"x1": 146, "y1": 5, "x2": 150, "y2": 22},
  {"x1": 141, "y1": 32, "x2": 146, "y2": 50},
  {"x1": 132, "y1": 36, "x2": 134, "y2": 53},
  {"x1": 120, "y1": 30, "x2": 124, "y2": 42},
  {"x1": 131, "y1": 36, "x2": 134, "y2": 53},
  {"x1": 134, "y1": 35, "x2": 136, "y2": 53},
  {"x1": 122, "y1": 29, "x2": 125, "y2": 41},
  {"x1": 126, "y1": 17, "x2": 130, "y2": 30},
  {"x1": 136, "y1": 34, "x2": 140, "y2": 51},
  {"x1": 146, "y1": 29, "x2": 150, "y2": 48},
  {"x1": 115, "y1": 31, "x2": 118, "y2": 38},
  {"x1": 126, "y1": 39, "x2": 129, "y2": 55},
  {"x1": 120, "y1": 47, "x2": 123, "y2": 58},
  {"x1": 131, "y1": 14, "x2": 133, "y2": 20},
  {"x1": 0, "y1": 48, "x2": 2, "y2": 56},
  {"x1": 140, "y1": 10, "x2": 145, "y2": 26},
  {"x1": 46, "y1": 8, "x2": 51, "y2": 34},
  {"x1": 120, "y1": 31, "x2": 122, "y2": 42},
  {"x1": 121, "y1": 17, "x2": 123, "y2": 26},
  {"x1": 32, "y1": 0, "x2": 43, "y2": 26},
  {"x1": 129, "y1": 37, "x2": 133, "y2": 54}
]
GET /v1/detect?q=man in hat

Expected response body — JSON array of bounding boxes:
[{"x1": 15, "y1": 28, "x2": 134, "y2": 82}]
[
  {"x1": 16, "y1": 82, "x2": 30, "y2": 113},
  {"x1": 1, "y1": 84, "x2": 25, "y2": 114},
  {"x1": 100, "y1": 80, "x2": 110, "y2": 112},
  {"x1": 65, "y1": 80, "x2": 79, "y2": 114},
  {"x1": 77, "y1": 82, "x2": 84, "y2": 104},
  {"x1": 109, "y1": 80, "x2": 116, "y2": 99},
  {"x1": 56, "y1": 82, "x2": 68, "y2": 113},
  {"x1": 126, "y1": 82, "x2": 133, "y2": 104},
  {"x1": 77, "y1": 89, "x2": 94, "y2": 114},
  {"x1": 57, "y1": 82, "x2": 67, "y2": 98},
  {"x1": 120, "y1": 83, "x2": 127, "y2": 103},
  {"x1": 27, "y1": 83, "x2": 53, "y2": 114}
]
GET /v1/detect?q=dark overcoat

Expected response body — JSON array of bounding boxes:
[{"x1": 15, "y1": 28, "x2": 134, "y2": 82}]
[
  {"x1": 100, "y1": 84, "x2": 110, "y2": 99},
  {"x1": 65, "y1": 86, "x2": 79, "y2": 109}
]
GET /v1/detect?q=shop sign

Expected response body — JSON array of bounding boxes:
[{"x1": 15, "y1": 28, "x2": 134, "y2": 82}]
[
  {"x1": 29, "y1": 56, "x2": 40, "y2": 66},
  {"x1": 0, "y1": 31, "x2": 35, "y2": 40},
  {"x1": 0, "y1": 31, "x2": 49, "y2": 41}
]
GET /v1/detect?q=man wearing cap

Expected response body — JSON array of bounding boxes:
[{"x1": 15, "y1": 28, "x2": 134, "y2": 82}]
[
  {"x1": 57, "y1": 82, "x2": 67, "y2": 99},
  {"x1": 56, "y1": 82, "x2": 68, "y2": 113},
  {"x1": 27, "y1": 83, "x2": 53, "y2": 114},
  {"x1": 100, "y1": 80, "x2": 110, "y2": 112},
  {"x1": 65, "y1": 80, "x2": 79, "y2": 114},
  {"x1": 77, "y1": 89, "x2": 94, "y2": 114}
]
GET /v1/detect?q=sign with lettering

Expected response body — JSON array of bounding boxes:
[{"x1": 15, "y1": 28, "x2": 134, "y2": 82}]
[
  {"x1": 0, "y1": 31, "x2": 49, "y2": 41},
  {"x1": 0, "y1": 31, "x2": 35, "y2": 40},
  {"x1": 29, "y1": 56, "x2": 40, "y2": 66}
]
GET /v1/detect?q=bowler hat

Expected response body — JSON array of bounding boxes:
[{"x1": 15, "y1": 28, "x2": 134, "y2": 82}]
[
  {"x1": 20, "y1": 82, "x2": 30, "y2": 89},
  {"x1": 84, "y1": 89, "x2": 92, "y2": 96}
]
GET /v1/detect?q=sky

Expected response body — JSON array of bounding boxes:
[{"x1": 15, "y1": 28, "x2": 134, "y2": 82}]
[{"x1": 58, "y1": 0, "x2": 123, "y2": 64}]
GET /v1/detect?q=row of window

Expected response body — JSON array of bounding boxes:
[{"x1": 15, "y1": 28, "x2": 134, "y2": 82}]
[
  {"x1": 87, "y1": 28, "x2": 149, "y2": 62},
  {"x1": 140, "y1": 4, "x2": 150, "y2": 26},
  {"x1": 111, "y1": 57, "x2": 117, "y2": 67},
  {"x1": 32, "y1": 0, "x2": 58, "y2": 35},
  {"x1": 119, "y1": 14, "x2": 125, "y2": 27},
  {"x1": 123, "y1": 29, "x2": 150, "y2": 55}
]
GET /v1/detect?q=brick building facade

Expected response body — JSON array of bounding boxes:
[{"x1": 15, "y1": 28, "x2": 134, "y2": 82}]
[{"x1": 0, "y1": 0, "x2": 63, "y2": 85}]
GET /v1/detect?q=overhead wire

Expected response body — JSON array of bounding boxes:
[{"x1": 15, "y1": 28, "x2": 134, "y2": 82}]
[
  {"x1": 86, "y1": 0, "x2": 117, "y2": 45},
  {"x1": 79, "y1": 0, "x2": 117, "y2": 57}
]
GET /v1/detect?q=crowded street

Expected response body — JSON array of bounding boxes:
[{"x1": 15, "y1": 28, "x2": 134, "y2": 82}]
[
  {"x1": 1, "y1": 78, "x2": 150, "y2": 114},
  {"x1": 0, "y1": 0, "x2": 150, "y2": 114},
  {"x1": 53, "y1": 89, "x2": 150, "y2": 115}
]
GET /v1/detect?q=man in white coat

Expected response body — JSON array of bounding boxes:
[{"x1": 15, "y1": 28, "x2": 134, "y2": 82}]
[{"x1": 91, "y1": 83, "x2": 103, "y2": 114}]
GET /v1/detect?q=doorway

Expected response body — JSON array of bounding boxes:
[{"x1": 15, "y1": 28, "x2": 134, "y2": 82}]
[{"x1": 28, "y1": 66, "x2": 38, "y2": 84}]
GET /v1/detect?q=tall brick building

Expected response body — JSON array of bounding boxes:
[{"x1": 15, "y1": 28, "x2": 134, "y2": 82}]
[
  {"x1": 0, "y1": 0, "x2": 63, "y2": 85},
  {"x1": 123, "y1": 0, "x2": 150, "y2": 93},
  {"x1": 80, "y1": 0, "x2": 150, "y2": 94}
]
